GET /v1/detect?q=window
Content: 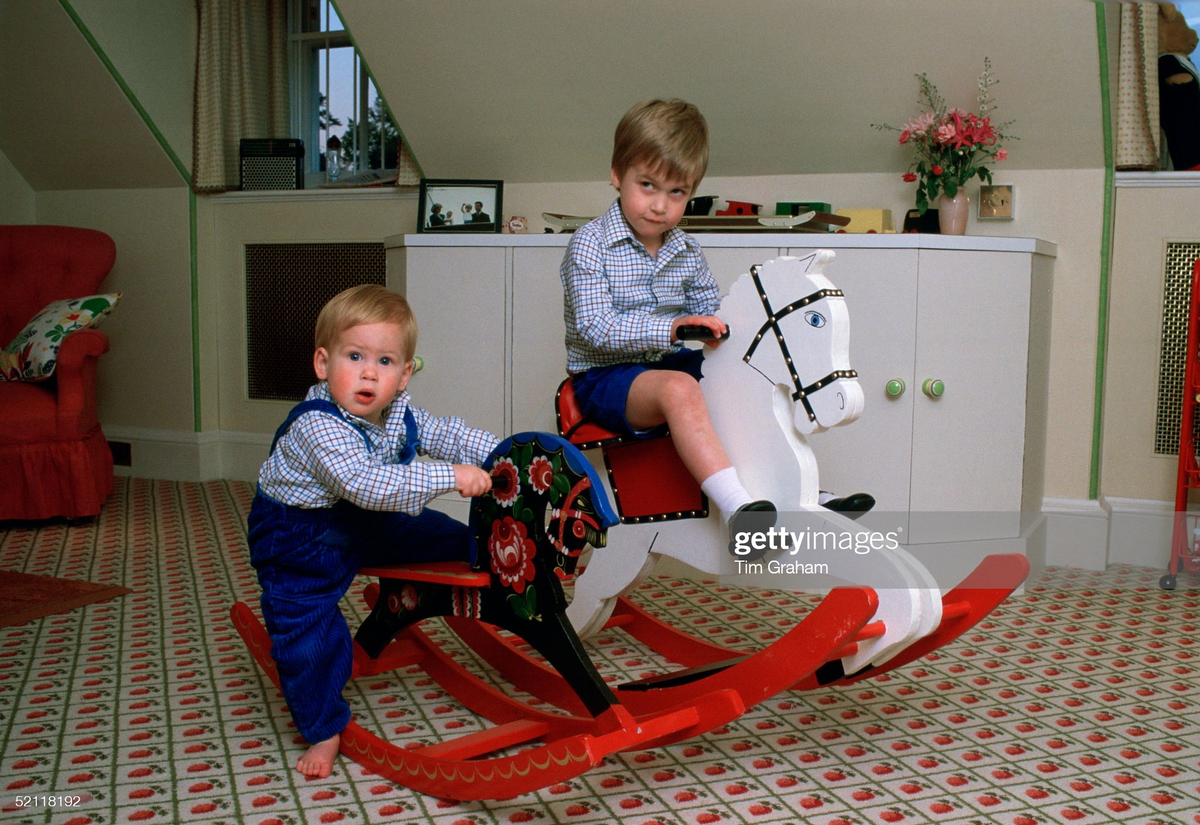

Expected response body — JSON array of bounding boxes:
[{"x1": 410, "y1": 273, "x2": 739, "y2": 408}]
[
  {"x1": 289, "y1": 0, "x2": 402, "y2": 174},
  {"x1": 1183, "y1": 1, "x2": 1200, "y2": 31}
]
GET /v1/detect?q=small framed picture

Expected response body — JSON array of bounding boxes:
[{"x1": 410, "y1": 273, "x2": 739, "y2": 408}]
[
  {"x1": 978, "y1": 185, "x2": 1014, "y2": 220},
  {"x1": 417, "y1": 179, "x2": 504, "y2": 233}
]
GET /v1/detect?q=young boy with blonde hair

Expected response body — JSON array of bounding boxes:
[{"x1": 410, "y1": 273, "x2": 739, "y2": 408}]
[
  {"x1": 248, "y1": 284, "x2": 496, "y2": 779},
  {"x1": 561, "y1": 99, "x2": 871, "y2": 528}
]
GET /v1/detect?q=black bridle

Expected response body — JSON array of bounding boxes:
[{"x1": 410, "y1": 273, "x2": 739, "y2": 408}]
[{"x1": 742, "y1": 264, "x2": 858, "y2": 424}]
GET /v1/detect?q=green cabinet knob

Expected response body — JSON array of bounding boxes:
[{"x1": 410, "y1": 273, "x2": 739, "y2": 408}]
[
  {"x1": 885, "y1": 378, "x2": 906, "y2": 398},
  {"x1": 923, "y1": 378, "x2": 945, "y2": 398}
]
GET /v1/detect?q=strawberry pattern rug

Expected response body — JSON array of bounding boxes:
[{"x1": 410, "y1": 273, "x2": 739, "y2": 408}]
[{"x1": 1, "y1": 477, "x2": 1198, "y2": 825}]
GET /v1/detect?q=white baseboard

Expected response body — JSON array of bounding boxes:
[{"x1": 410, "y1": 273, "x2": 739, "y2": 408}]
[
  {"x1": 1041, "y1": 497, "x2": 1110, "y2": 570},
  {"x1": 1102, "y1": 496, "x2": 1175, "y2": 569},
  {"x1": 104, "y1": 426, "x2": 269, "y2": 483}
]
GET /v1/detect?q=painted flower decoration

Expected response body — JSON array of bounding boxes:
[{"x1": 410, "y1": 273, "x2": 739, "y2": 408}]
[
  {"x1": 548, "y1": 507, "x2": 590, "y2": 557},
  {"x1": 527, "y1": 455, "x2": 555, "y2": 494},
  {"x1": 489, "y1": 516, "x2": 536, "y2": 593},
  {"x1": 400, "y1": 584, "x2": 419, "y2": 611},
  {"x1": 491, "y1": 457, "x2": 520, "y2": 507},
  {"x1": 873, "y1": 58, "x2": 1016, "y2": 214}
]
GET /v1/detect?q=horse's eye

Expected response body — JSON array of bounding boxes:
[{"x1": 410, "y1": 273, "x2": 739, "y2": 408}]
[{"x1": 804, "y1": 311, "x2": 826, "y2": 328}]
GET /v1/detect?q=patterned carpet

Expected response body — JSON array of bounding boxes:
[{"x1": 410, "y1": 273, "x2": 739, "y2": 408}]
[{"x1": 1, "y1": 477, "x2": 1199, "y2": 825}]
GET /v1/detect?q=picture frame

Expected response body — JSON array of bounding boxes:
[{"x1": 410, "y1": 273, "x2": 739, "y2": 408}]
[
  {"x1": 978, "y1": 184, "x2": 1015, "y2": 220},
  {"x1": 417, "y1": 179, "x2": 504, "y2": 233}
]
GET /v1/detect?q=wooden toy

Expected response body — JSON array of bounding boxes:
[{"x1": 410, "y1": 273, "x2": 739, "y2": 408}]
[
  {"x1": 715, "y1": 200, "x2": 761, "y2": 216},
  {"x1": 509, "y1": 253, "x2": 1031, "y2": 710},
  {"x1": 834, "y1": 209, "x2": 894, "y2": 233},
  {"x1": 777, "y1": 201, "x2": 833, "y2": 216},
  {"x1": 232, "y1": 432, "x2": 744, "y2": 799}
]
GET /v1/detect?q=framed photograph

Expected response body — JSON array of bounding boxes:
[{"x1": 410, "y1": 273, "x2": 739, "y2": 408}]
[
  {"x1": 417, "y1": 179, "x2": 503, "y2": 233},
  {"x1": 978, "y1": 185, "x2": 1015, "y2": 220}
]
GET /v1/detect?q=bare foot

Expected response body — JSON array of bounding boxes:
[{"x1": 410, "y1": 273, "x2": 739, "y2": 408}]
[{"x1": 296, "y1": 732, "x2": 340, "y2": 779}]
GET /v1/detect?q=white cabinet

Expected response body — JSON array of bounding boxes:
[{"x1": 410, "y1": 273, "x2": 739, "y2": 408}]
[
  {"x1": 386, "y1": 232, "x2": 1055, "y2": 550},
  {"x1": 788, "y1": 246, "x2": 1054, "y2": 544}
]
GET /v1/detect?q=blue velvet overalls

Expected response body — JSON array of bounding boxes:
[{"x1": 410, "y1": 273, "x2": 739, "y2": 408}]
[{"x1": 247, "y1": 399, "x2": 472, "y2": 743}]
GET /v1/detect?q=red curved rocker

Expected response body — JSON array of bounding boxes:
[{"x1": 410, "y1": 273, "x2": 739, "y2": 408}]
[{"x1": 232, "y1": 431, "x2": 744, "y2": 800}]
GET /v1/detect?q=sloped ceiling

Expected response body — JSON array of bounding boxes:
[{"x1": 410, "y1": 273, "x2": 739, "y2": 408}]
[
  {"x1": 340, "y1": 0, "x2": 1106, "y2": 183},
  {"x1": 0, "y1": 0, "x2": 181, "y2": 190}
]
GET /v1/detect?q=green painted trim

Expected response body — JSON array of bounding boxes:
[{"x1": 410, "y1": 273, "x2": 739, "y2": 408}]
[
  {"x1": 58, "y1": 0, "x2": 203, "y2": 432},
  {"x1": 56, "y1": 0, "x2": 191, "y2": 184},
  {"x1": 189, "y1": 190, "x2": 201, "y2": 432},
  {"x1": 1091, "y1": 2, "x2": 1115, "y2": 500},
  {"x1": 329, "y1": 0, "x2": 425, "y2": 179}
]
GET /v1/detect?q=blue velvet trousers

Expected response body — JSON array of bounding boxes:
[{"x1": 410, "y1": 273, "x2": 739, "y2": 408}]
[{"x1": 247, "y1": 493, "x2": 471, "y2": 743}]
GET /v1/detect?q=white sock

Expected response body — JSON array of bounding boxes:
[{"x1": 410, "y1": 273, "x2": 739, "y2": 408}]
[
  {"x1": 818, "y1": 490, "x2": 835, "y2": 505},
  {"x1": 701, "y1": 466, "x2": 753, "y2": 519}
]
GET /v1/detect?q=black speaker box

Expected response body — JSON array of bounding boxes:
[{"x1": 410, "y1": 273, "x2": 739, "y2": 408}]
[{"x1": 239, "y1": 139, "x2": 305, "y2": 191}]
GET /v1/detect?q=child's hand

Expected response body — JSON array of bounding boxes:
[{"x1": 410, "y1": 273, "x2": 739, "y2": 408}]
[
  {"x1": 454, "y1": 464, "x2": 493, "y2": 498},
  {"x1": 673, "y1": 315, "x2": 728, "y2": 347}
]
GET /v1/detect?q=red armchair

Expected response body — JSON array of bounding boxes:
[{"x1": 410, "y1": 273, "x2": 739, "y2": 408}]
[{"x1": 0, "y1": 225, "x2": 117, "y2": 520}]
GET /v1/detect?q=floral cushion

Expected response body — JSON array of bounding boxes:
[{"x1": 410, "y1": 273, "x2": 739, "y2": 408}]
[{"x1": 0, "y1": 294, "x2": 121, "y2": 381}]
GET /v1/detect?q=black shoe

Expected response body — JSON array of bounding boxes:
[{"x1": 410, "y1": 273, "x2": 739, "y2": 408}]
[
  {"x1": 728, "y1": 500, "x2": 776, "y2": 560},
  {"x1": 821, "y1": 492, "x2": 875, "y2": 520}
]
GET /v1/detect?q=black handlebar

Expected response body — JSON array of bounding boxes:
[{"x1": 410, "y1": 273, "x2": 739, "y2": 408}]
[{"x1": 675, "y1": 324, "x2": 731, "y2": 342}]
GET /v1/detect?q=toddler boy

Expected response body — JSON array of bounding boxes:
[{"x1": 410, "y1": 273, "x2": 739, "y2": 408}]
[{"x1": 248, "y1": 284, "x2": 495, "y2": 779}]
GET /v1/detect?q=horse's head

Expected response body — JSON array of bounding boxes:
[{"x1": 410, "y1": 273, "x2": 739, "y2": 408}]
[
  {"x1": 739, "y1": 252, "x2": 864, "y2": 435},
  {"x1": 474, "y1": 432, "x2": 619, "y2": 593}
]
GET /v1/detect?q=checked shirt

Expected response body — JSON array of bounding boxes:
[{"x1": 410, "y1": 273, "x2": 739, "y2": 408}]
[
  {"x1": 561, "y1": 199, "x2": 720, "y2": 374},
  {"x1": 258, "y1": 382, "x2": 497, "y2": 515}
]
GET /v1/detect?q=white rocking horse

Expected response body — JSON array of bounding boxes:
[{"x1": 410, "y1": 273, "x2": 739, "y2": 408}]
[{"x1": 558, "y1": 252, "x2": 944, "y2": 676}]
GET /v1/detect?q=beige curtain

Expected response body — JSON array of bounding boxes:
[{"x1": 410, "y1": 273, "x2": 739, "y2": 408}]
[
  {"x1": 1116, "y1": 2, "x2": 1162, "y2": 170},
  {"x1": 396, "y1": 140, "x2": 420, "y2": 185},
  {"x1": 193, "y1": 0, "x2": 290, "y2": 193}
]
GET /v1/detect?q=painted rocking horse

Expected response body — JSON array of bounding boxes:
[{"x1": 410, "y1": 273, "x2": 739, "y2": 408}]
[
  {"x1": 232, "y1": 432, "x2": 744, "y2": 800},
  {"x1": 460, "y1": 252, "x2": 1031, "y2": 718}
]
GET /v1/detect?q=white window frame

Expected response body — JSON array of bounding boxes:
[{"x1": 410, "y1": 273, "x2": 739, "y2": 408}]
[{"x1": 288, "y1": 1, "x2": 394, "y2": 174}]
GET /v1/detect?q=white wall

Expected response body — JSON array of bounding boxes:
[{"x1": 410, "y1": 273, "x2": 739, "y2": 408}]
[
  {"x1": 0, "y1": 148, "x2": 35, "y2": 225},
  {"x1": 36, "y1": 188, "x2": 195, "y2": 433},
  {"x1": 66, "y1": 0, "x2": 196, "y2": 174}
]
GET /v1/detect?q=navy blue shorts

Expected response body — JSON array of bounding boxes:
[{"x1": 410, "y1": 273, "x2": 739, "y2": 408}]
[{"x1": 572, "y1": 348, "x2": 705, "y2": 437}]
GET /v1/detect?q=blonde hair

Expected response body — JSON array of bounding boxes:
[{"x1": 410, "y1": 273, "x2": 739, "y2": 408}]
[
  {"x1": 314, "y1": 284, "x2": 418, "y2": 361},
  {"x1": 612, "y1": 98, "x2": 709, "y2": 186}
]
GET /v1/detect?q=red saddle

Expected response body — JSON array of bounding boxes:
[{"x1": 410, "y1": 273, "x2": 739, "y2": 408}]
[{"x1": 555, "y1": 378, "x2": 707, "y2": 524}]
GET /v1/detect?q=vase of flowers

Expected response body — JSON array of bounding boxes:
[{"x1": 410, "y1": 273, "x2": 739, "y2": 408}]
[{"x1": 875, "y1": 58, "x2": 1015, "y2": 235}]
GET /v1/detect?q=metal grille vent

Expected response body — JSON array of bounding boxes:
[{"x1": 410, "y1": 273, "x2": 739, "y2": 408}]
[
  {"x1": 1155, "y1": 242, "x2": 1200, "y2": 455},
  {"x1": 246, "y1": 243, "x2": 385, "y2": 401}
]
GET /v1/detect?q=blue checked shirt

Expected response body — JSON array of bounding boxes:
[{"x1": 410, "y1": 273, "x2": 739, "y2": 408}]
[
  {"x1": 258, "y1": 382, "x2": 498, "y2": 515},
  {"x1": 562, "y1": 199, "x2": 720, "y2": 374}
]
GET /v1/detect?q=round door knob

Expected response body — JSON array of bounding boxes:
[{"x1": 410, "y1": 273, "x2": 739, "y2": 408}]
[
  {"x1": 885, "y1": 378, "x2": 906, "y2": 398},
  {"x1": 923, "y1": 378, "x2": 945, "y2": 398}
]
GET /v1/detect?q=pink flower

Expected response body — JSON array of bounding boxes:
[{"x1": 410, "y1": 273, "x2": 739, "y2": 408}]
[
  {"x1": 899, "y1": 130, "x2": 911, "y2": 145},
  {"x1": 995, "y1": 148, "x2": 1008, "y2": 161},
  {"x1": 489, "y1": 516, "x2": 536, "y2": 593},
  {"x1": 527, "y1": 456, "x2": 554, "y2": 493},
  {"x1": 491, "y1": 457, "x2": 519, "y2": 506},
  {"x1": 936, "y1": 122, "x2": 957, "y2": 145},
  {"x1": 931, "y1": 165, "x2": 943, "y2": 176},
  {"x1": 903, "y1": 172, "x2": 918, "y2": 183}
]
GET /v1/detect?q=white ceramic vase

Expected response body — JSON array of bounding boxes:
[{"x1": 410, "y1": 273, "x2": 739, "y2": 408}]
[{"x1": 937, "y1": 190, "x2": 970, "y2": 235}]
